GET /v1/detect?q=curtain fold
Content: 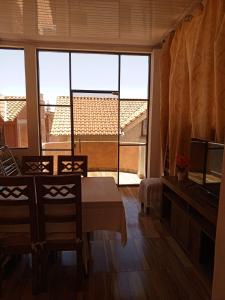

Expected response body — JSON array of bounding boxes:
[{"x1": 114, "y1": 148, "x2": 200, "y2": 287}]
[
  {"x1": 189, "y1": 0, "x2": 221, "y2": 140},
  {"x1": 159, "y1": 33, "x2": 173, "y2": 170},
  {"x1": 214, "y1": 1, "x2": 225, "y2": 143},
  {"x1": 168, "y1": 22, "x2": 191, "y2": 174}
]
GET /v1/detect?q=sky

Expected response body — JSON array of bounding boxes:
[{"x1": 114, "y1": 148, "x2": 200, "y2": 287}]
[{"x1": 0, "y1": 49, "x2": 149, "y2": 104}]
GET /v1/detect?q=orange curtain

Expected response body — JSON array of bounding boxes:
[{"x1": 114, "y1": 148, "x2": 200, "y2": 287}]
[
  {"x1": 188, "y1": 0, "x2": 222, "y2": 140},
  {"x1": 159, "y1": 34, "x2": 173, "y2": 169},
  {"x1": 168, "y1": 22, "x2": 192, "y2": 174},
  {"x1": 214, "y1": 1, "x2": 225, "y2": 143},
  {"x1": 160, "y1": 0, "x2": 225, "y2": 175}
]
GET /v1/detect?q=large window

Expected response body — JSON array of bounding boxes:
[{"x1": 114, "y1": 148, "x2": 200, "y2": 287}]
[
  {"x1": 0, "y1": 48, "x2": 28, "y2": 148},
  {"x1": 38, "y1": 51, "x2": 149, "y2": 184}
]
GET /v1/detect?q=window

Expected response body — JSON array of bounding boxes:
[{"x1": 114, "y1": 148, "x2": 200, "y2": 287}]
[{"x1": 0, "y1": 48, "x2": 28, "y2": 148}]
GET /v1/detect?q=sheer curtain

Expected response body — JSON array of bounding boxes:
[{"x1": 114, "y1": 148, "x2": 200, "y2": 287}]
[
  {"x1": 159, "y1": 34, "x2": 173, "y2": 170},
  {"x1": 168, "y1": 22, "x2": 191, "y2": 174},
  {"x1": 160, "y1": 0, "x2": 225, "y2": 175},
  {"x1": 214, "y1": 1, "x2": 225, "y2": 143}
]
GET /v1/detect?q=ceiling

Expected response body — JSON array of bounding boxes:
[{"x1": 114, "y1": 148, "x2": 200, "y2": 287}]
[{"x1": 0, "y1": 0, "x2": 201, "y2": 48}]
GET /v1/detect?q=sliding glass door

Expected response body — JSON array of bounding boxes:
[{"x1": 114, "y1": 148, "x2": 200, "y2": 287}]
[
  {"x1": 72, "y1": 91, "x2": 119, "y2": 183},
  {"x1": 119, "y1": 55, "x2": 149, "y2": 184},
  {"x1": 38, "y1": 51, "x2": 149, "y2": 185}
]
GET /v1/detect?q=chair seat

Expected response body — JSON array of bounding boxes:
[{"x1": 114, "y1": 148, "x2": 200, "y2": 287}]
[
  {"x1": 0, "y1": 232, "x2": 31, "y2": 249},
  {"x1": 46, "y1": 232, "x2": 76, "y2": 241},
  {"x1": 44, "y1": 234, "x2": 82, "y2": 252}
]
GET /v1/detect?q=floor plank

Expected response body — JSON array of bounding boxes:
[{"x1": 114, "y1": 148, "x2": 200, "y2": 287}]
[{"x1": 1, "y1": 187, "x2": 210, "y2": 300}]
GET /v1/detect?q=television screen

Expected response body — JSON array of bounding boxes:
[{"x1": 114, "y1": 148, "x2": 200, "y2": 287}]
[
  {"x1": 206, "y1": 143, "x2": 224, "y2": 183},
  {"x1": 188, "y1": 139, "x2": 224, "y2": 198}
]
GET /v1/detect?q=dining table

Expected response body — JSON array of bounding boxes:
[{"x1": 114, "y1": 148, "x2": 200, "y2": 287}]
[{"x1": 81, "y1": 176, "x2": 127, "y2": 246}]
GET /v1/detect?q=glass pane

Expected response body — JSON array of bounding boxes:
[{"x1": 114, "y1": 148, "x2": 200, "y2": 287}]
[
  {"x1": 119, "y1": 145, "x2": 146, "y2": 185},
  {"x1": 73, "y1": 92, "x2": 118, "y2": 183},
  {"x1": 120, "y1": 100, "x2": 148, "y2": 143},
  {"x1": 0, "y1": 49, "x2": 28, "y2": 148},
  {"x1": 38, "y1": 51, "x2": 69, "y2": 105},
  {"x1": 42, "y1": 150, "x2": 71, "y2": 175},
  {"x1": 120, "y1": 55, "x2": 149, "y2": 99},
  {"x1": 71, "y1": 53, "x2": 118, "y2": 91},
  {"x1": 0, "y1": 101, "x2": 28, "y2": 148},
  {"x1": 40, "y1": 106, "x2": 71, "y2": 150},
  {"x1": 0, "y1": 49, "x2": 26, "y2": 96}
]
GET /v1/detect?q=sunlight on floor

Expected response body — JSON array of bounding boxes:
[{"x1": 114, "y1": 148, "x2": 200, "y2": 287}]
[{"x1": 88, "y1": 171, "x2": 141, "y2": 185}]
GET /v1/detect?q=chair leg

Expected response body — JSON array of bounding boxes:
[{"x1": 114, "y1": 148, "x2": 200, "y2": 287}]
[
  {"x1": 49, "y1": 251, "x2": 58, "y2": 264},
  {"x1": 40, "y1": 250, "x2": 48, "y2": 292},
  {"x1": 76, "y1": 247, "x2": 84, "y2": 289},
  {"x1": 32, "y1": 252, "x2": 39, "y2": 294},
  {"x1": 0, "y1": 264, "x2": 2, "y2": 297}
]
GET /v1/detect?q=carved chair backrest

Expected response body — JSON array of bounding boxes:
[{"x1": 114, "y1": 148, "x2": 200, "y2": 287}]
[
  {"x1": 21, "y1": 156, "x2": 54, "y2": 175},
  {"x1": 35, "y1": 174, "x2": 82, "y2": 244},
  {"x1": 0, "y1": 176, "x2": 37, "y2": 247},
  {"x1": 57, "y1": 155, "x2": 87, "y2": 177}
]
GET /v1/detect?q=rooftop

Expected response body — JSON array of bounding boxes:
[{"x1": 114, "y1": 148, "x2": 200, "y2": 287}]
[
  {"x1": 0, "y1": 96, "x2": 26, "y2": 122},
  {"x1": 50, "y1": 96, "x2": 147, "y2": 136}
]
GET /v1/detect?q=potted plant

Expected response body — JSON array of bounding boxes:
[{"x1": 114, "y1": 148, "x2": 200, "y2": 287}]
[{"x1": 176, "y1": 154, "x2": 189, "y2": 181}]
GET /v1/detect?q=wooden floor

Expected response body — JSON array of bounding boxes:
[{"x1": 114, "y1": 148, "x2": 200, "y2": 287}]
[{"x1": 1, "y1": 187, "x2": 210, "y2": 300}]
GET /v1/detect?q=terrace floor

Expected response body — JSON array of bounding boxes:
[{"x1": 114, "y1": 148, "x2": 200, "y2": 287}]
[{"x1": 88, "y1": 171, "x2": 142, "y2": 185}]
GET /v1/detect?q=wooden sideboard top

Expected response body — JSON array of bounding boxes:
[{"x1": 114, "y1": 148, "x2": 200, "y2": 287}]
[{"x1": 161, "y1": 176, "x2": 218, "y2": 226}]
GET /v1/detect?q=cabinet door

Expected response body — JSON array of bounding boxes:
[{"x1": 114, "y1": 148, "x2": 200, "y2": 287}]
[
  {"x1": 171, "y1": 201, "x2": 189, "y2": 247},
  {"x1": 188, "y1": 217, "x2": 201, "y2": 263}
]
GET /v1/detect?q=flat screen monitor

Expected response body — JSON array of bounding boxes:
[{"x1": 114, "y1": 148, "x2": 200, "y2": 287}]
[{"x1": 188, "y1": 139, "x2": 224, "y2": 198}]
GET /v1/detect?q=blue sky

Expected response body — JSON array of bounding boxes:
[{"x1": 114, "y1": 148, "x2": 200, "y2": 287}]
[
  {"x1": 0, "y1": 49, "x2": 26, "y2": 97},
  {"x1": 0, "y1": 49, "x2": 149, "y2": 103}
]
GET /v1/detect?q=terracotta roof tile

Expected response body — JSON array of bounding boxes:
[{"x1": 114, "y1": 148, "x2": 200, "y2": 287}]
[
  {"x1": 50, "y1": 96, "x2": 147, "y2": 136},
  {"x1": 0, "y1": 96, "x2": 26, "y2": 122}
]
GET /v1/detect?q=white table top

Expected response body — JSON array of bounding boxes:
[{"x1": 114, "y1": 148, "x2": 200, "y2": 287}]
[{"x1": 82, "y1": 177, "x2": 122, "y2": 207}]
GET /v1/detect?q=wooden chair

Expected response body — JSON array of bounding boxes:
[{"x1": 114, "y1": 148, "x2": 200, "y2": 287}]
[
  {"x1": 0, "y1": 146, "x2": 21, "y2": 176},
  {"x1": 35, "y1": 174, "x2": 83, "y2": 291},
  {"x1": 21, "y1": 156, "x2": 53, "y2": 175},
  {"x1": 57, "y1": 155, "x2": 88, "y2": 177},
  {"x1": 0, "y1": 176, "x2": 39, "y2": 295}
]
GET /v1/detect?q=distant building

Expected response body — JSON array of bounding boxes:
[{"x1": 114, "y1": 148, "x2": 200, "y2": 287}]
[{"x1": 0, "y1": 96, "x2": 27, "y2": 147}]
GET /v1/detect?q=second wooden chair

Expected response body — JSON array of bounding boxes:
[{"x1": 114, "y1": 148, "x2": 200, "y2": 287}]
[
  {"x1": 21, "y1": 156, "x2": 54, "y2": 175},
  {"x1": 57, "y1": 155, "x2": 88, "y2": 177},
  {"x1": 0, "y1": 176, "x2": 39, "y2": 295},
  {"x1": 35, "y1": 174, "x2": 83, "y2": 291}
]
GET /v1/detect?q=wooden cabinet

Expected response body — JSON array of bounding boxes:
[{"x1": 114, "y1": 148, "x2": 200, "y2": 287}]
[
  {"x1": 171, "y1": 199, "x2": 189, "y2": 248},
  {"x1": 161, "y1": 176, "x2": 218, "y2": 283},
  {"x1": 187, "y1": 217, "x2": 201, "y2": 263}
]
